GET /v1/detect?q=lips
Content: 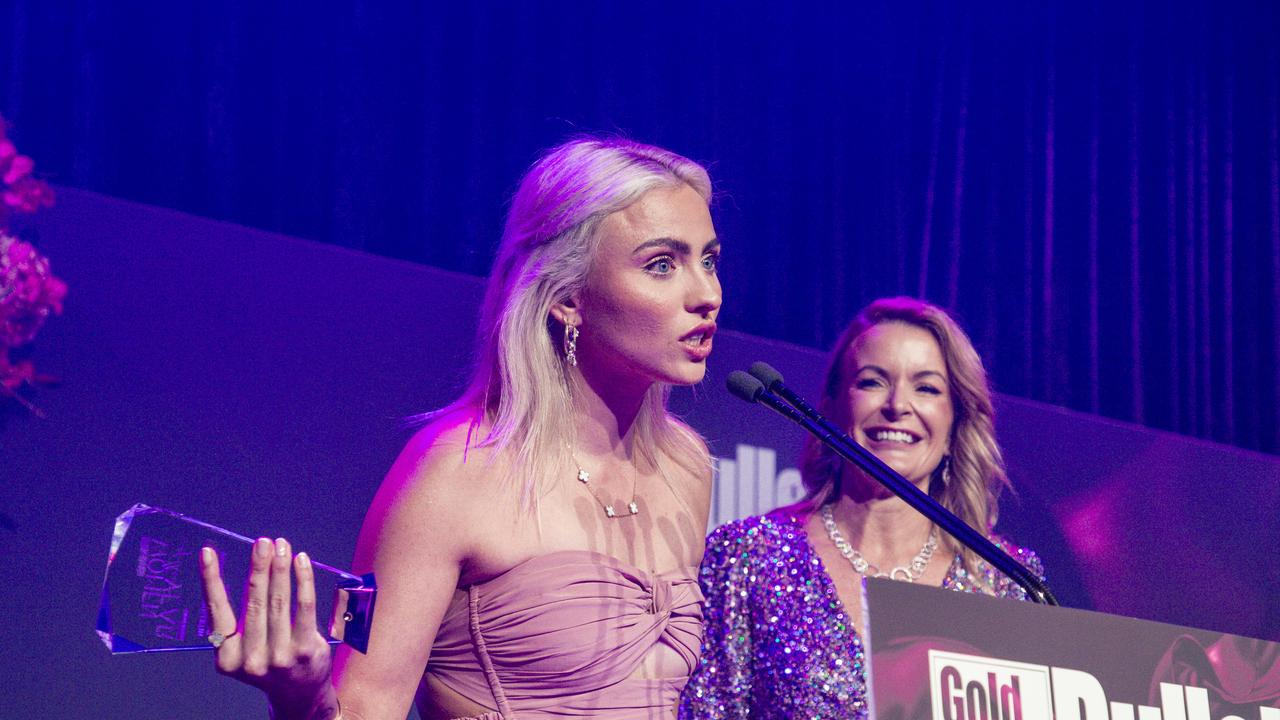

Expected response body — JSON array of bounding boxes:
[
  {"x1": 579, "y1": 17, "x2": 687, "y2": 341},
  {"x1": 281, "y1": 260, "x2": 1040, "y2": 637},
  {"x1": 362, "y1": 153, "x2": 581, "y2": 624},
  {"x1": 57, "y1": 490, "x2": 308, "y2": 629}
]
[{"x1": 681, "y1": 323, "x2": 716, "y2": 361}]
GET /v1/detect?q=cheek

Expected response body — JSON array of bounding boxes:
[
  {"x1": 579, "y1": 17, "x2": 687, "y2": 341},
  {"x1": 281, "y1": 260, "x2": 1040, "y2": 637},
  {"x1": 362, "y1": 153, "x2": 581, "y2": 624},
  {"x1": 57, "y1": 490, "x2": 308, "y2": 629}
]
[
  {"x1": 929, "y1": 403, "x2": 955, "y2": 445},
  {"x1": 585, "y1": 290, "x2": 667, "y2": 345},
  {"x1": 610, "y1": 298, "x2": 666, "y2": 335},
  {"x1": 841, "y1": 390, "x2": 874, "y2": 426}
]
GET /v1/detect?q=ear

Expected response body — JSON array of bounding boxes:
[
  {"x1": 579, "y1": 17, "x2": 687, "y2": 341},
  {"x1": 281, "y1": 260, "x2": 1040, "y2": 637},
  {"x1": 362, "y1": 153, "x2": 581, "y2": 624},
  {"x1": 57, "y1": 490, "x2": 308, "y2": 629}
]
[{"x1": 550, "y1": 292, "x2": 582, "y2": 328}]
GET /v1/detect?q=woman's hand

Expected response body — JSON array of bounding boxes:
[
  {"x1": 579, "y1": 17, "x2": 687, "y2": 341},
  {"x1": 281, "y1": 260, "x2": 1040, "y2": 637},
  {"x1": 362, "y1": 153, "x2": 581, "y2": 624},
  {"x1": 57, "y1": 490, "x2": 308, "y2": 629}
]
[{"x1": 200, "y1": 537, "x2": 340, "y2": 720}]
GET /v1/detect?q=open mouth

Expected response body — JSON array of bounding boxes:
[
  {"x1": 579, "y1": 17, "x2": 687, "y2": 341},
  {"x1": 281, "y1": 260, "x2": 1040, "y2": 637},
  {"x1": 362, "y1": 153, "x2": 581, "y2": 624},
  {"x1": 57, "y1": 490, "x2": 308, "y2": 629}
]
[
  {"x1": 682, "y1": 332, "x2": 709, "y2": 347},
  {"x1": 679, "y1": 324, "x2": 715, "y2": 361},
  {"x1": 866, "y1": 428, "x2": 921, "y2": 444},
  {"x1": 680, "y1": 324, "x2": 716, "y2": 347}
]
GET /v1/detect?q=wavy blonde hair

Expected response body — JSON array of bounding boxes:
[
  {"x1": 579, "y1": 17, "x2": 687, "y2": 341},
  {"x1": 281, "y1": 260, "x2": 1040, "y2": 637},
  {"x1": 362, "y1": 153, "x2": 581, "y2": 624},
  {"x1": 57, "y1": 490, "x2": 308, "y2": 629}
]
[
  {"x1": 441, "y1": 136, "x2": 713, "y2": 509},
  {"x1": 800, "y1": 297, "x2": 1010, "y2": 581}
]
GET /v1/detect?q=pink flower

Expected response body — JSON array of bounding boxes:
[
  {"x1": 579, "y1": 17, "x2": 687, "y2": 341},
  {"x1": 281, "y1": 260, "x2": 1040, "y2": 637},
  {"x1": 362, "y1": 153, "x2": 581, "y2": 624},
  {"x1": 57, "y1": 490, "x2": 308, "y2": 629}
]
[
  {"x1": 14, "y1": 270, "x2": 46, "y2": 303},
  {"x1": 0, "y1": 117, "x2": 62, "y2": 415},
  {"x1": 3, "y1": 236, "x2": 37, "y2": 264},
  {"x1": 2, "y1": 153, "x2": 33, "y2": 185},
  {"x1": 43, "y1": 277, "x2": 67, "y2": 313},
  {"x1": 3, "y1": 177, "x2": 55, "y2": 213},
  {"x1": 0, "y1": 234, "x2": 65, "y2": 347},
  {"x1": 0, "y1": 120, "x2": 55, "y2": 215}
]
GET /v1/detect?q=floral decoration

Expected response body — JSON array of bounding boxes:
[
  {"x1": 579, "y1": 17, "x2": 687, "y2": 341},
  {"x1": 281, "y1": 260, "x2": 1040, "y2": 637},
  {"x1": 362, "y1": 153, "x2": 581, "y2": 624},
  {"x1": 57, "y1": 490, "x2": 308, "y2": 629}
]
[{"x1": 0, "y1": 115, "x2": 62, "y2": 416}]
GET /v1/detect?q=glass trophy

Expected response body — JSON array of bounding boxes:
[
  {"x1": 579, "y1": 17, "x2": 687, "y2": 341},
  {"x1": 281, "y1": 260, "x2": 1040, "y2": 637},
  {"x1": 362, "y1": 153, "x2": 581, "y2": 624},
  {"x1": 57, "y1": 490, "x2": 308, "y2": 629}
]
[{"x1": 97, "y1": 503, "x2": 376, "y2": 654}]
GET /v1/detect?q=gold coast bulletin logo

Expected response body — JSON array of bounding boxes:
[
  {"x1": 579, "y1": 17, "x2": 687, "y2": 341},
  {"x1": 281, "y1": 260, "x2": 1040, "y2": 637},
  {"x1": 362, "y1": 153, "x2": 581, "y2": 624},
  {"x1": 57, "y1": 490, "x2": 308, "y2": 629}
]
[{"x1": 928, "y1": 650, "x2": 1279, "y2": 720}]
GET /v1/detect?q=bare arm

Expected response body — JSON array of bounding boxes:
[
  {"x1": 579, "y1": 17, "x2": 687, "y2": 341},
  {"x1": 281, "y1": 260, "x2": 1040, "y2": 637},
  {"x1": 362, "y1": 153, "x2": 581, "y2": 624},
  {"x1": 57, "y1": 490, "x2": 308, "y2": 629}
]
[
  {"x1": 200, "y1": 418, "x2": 482, "y2": 720},
  {"x1": 331, "y1": 425, "x2": 478, "y2": 719}
]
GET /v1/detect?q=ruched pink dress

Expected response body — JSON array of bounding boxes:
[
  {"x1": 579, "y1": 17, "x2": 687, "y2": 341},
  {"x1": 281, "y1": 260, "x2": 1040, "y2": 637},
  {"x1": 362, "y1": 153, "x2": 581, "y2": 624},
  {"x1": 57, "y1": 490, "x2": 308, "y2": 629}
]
[{"x1": 424, "y1": 550, "x2": 704, "y2": 719}]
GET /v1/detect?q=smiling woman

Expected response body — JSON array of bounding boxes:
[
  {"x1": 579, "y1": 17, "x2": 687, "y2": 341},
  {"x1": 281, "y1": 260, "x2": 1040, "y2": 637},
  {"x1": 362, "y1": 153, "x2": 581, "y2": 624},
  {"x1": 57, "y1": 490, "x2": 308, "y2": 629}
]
[
  {"x1": 680, "y1": 297, "x2": 1044, "y2": 720},
  {"x1": 841, "y1": 321, "x2": 955, "y2": 491},
  {"x1": 198, "y1": 137, "x2": 723, "y2": 720}
]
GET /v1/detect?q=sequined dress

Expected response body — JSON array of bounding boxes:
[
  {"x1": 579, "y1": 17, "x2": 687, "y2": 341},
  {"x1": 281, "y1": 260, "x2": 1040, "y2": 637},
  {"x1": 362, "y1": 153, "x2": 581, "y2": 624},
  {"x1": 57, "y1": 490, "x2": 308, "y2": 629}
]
[{"x1": 678, "y1": 511, "x2": 1044, "y2": 720}]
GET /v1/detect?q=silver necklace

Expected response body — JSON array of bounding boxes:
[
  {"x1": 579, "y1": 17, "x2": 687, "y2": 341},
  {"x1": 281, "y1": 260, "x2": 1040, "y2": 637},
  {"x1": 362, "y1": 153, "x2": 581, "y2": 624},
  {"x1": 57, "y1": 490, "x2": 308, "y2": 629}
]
[
  {"x1": 820, "y1": 503, "x2": 938, "y2": 582},
  {"x1": 573, "y1": 457, "x2": 639, "y2": 519}
]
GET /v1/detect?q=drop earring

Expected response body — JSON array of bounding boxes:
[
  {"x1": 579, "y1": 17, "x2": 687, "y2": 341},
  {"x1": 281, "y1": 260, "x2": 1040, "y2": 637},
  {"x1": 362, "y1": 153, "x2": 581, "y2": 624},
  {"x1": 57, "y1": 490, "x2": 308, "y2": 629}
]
[{"x1": 564, "y1": 324, "x2": 579, "y2": 367}]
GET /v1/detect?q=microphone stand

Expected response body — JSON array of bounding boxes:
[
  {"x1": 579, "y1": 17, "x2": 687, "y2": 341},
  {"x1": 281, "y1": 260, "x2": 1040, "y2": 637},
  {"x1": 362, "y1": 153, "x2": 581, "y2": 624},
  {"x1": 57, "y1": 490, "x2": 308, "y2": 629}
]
[{"x1": 727, "y1": 364, "x2": 1059, "y2": 606}]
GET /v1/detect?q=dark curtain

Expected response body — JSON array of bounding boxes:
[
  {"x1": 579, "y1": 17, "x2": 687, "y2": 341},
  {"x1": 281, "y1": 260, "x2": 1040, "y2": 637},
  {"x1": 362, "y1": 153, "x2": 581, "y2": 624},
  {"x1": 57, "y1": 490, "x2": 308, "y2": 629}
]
[{"x1": 2, "y1": 1, "x2": 1277, "y2": 454}]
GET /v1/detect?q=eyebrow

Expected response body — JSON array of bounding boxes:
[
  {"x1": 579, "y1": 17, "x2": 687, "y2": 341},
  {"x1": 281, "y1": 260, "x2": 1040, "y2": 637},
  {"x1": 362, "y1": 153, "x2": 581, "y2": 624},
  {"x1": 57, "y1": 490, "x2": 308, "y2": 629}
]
[
  {"x1": 856, "y1": 364, "x2": 948, "y2": 382},
  {"x1": 631, "y1": 237, "x2": 720, "y2": 256}
]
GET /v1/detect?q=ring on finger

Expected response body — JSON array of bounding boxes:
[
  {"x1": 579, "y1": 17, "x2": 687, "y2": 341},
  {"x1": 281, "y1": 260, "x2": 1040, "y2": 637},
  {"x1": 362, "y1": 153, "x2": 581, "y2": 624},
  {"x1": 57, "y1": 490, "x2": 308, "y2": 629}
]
[{"x1": 207, "y1": 629, "x2": 239, "y2": 649}]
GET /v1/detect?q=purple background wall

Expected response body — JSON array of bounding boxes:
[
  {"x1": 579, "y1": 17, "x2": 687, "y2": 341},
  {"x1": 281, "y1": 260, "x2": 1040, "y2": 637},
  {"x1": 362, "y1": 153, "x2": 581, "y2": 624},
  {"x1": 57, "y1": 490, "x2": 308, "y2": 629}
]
[
  {"x1": 1, "y1": 189, "x2": 1276, "y2": 717},
  {"x1": 4, "y1": 0, "x2": 1279, "y2": 456}
]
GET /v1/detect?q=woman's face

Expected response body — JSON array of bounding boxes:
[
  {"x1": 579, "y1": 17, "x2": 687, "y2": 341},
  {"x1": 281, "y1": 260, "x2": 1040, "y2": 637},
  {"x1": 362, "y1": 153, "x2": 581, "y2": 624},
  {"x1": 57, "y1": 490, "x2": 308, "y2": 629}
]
[
  {"x1": 836, "y1": 321, "x2": 954, "y2": 488},
  {"x1": 570, "y1": 183, "x2": 721, "y2": 391}
]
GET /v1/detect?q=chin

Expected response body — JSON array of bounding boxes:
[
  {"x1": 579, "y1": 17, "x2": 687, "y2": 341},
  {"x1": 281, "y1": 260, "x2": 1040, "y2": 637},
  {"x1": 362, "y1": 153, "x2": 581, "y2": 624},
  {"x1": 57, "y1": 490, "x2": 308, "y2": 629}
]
[
  {"x1": 878, "y1": 461, "x2": 926, "y2": 485},
  {"x1": 664, "y1": 366, "x2": 708, "y2": 387}
]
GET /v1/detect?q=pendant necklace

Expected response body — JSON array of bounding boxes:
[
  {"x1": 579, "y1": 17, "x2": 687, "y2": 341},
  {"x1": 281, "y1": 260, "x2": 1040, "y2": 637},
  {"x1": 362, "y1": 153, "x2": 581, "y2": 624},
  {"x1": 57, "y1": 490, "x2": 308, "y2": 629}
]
[{"x1": 572, "y1": 453, "x2": 640, "y2": 519}]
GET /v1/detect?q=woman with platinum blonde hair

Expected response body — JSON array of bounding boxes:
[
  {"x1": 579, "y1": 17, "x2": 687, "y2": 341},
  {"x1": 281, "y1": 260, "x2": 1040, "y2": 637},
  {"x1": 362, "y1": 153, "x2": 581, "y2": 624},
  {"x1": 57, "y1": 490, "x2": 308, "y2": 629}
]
[
  {"x1": 682, "y1": 297, "x2": 1043, "y2": 719},
  {"x1": 202, "y1": 136, "x2": 724, "y2": 719}
]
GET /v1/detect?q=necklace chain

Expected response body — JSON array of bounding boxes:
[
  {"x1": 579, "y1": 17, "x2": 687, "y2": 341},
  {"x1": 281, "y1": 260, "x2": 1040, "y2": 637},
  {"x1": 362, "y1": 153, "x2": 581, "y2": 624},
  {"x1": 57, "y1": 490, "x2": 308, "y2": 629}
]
[
  {"x1": 821, "y1": 503, "x2": 937, "y2": 582},
  {"x1": 572, "y1": 455, "x2": 639, "y2": 519}
]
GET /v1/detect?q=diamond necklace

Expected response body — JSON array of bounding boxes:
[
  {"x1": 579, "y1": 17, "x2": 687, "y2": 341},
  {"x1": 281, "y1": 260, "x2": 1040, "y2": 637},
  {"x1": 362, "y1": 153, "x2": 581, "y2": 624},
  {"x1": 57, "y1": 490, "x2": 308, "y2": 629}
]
[
  {"x1": 820, "y1": 503, "x2": 938, "y2": 582},
  {"x1": 572, "y1": 455, "x2": 639, "y2": 519}
]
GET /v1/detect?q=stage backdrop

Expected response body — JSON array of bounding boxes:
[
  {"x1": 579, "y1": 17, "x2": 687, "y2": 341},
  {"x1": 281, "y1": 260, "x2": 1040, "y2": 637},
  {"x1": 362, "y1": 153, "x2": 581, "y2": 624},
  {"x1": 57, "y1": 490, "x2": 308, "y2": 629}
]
[
  {"x1": 3, "y1": 1, "x2": 1279, "y2": 456},
  {"x1": 1, "y1": 189, "x2": 1276, "y2": 718}
]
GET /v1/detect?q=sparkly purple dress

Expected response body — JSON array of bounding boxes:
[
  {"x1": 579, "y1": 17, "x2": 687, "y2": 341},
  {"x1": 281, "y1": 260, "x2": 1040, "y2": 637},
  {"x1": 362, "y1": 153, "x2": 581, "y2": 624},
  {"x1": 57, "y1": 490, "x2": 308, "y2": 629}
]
[{"x1": 679, "y1": 510, "x2": 1044, "y2": 719}]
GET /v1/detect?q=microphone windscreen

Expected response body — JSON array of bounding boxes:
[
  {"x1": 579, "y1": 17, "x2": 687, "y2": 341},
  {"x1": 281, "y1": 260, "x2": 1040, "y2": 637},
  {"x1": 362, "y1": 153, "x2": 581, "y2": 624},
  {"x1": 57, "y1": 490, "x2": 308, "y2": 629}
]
[
  {"x1": 748, "y1": 361, "x2": 784, "y2": 389},
  {"x1": 726, "y1": 371, "x2": 765, "y2": 403}
]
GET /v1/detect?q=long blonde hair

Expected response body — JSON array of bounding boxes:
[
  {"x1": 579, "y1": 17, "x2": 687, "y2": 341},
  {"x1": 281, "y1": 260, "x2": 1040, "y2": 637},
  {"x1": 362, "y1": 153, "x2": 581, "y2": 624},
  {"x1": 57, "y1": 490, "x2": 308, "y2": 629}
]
[
  {"x1": 800, "y1": 297, "x2": 1010, "y2": 580},
  {"x1": 444, "y1": 136, "x2": 713, "y2": 508}
]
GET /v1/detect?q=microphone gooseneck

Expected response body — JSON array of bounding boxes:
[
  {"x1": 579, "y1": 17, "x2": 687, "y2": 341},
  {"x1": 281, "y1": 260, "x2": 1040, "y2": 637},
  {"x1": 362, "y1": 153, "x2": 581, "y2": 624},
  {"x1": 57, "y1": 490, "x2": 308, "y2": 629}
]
[
  {"x1": 749, "y1": 361, "x2": 826, "y2": 424},
  {"x1": 725, "y1": 363, "x2": 1059, "y2": 606}
]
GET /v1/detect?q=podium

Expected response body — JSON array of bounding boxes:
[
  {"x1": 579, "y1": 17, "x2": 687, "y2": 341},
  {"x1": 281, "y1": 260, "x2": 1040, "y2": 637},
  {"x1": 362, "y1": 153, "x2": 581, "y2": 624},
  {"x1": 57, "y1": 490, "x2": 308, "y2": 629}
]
[{"x1": 864, "y1": 579, "x2": 1280, "y2": 720}]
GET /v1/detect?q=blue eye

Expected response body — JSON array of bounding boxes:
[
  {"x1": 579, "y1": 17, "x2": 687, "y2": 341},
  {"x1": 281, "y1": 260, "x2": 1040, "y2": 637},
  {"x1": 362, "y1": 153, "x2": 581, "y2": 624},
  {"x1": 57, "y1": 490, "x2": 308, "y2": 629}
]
[
  {"x1": 701, "y1": 253, "x2": 719, "y2": 272},
  {"x1": 646, "y1": 257, "x2": 675, "y2": 275}
]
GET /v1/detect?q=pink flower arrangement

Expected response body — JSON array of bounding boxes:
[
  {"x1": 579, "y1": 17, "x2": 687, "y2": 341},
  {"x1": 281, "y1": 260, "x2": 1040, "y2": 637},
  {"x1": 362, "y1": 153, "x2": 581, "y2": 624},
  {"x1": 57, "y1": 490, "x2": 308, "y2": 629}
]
[
  {"x1": 0, "y1": 133, "x2": 55, "y2": 219},
  {"x1": 0, "y1": 115, "x2": 62, "y2": 415}
]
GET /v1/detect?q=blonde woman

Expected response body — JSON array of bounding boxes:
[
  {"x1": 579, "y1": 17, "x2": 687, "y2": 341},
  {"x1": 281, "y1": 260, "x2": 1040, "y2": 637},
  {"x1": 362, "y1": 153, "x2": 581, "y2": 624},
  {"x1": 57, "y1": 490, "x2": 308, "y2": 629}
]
[
  {"x1": 681, "y1": 297, "x2": 1044, "y2": 719},
  {"x1": 201, "y1": 137, "x2": 723, "y2": 719}
]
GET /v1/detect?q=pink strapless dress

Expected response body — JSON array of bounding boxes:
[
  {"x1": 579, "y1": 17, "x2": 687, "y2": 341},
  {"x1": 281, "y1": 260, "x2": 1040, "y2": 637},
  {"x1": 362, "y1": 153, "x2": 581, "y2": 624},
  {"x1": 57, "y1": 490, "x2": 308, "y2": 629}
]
[{"x1": 424, "y1": 550, "x2": 704, "y2": 719}]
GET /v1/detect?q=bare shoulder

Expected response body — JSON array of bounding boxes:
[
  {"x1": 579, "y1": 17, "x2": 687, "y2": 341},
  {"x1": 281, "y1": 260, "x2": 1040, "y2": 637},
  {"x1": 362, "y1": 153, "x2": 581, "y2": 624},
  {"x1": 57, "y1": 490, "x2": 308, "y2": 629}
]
[
  {"x1": 660, "y1": 416, "x2": 714, "y2": 499},
  {"x1": 332, "y1": 410, "x2": 506, "y2": 717},
  {"x1": 387, "y1": 410, "x2": 495, "y2": 497},
  {"x1": 664, "y1": 416, "x2": 714, "y2": 478},
  {"x1": 355, "y1": 409, "x2": 505, "y2": 572},
  {"x1": 772, "y1": 499, "x2": 817, "y2": 523}
]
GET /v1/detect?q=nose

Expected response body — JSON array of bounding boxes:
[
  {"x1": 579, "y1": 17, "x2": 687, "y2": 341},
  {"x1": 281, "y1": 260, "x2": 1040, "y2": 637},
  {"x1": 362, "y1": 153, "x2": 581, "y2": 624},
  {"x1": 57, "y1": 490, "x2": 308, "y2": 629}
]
[
  {"x1": 686, "y1": 266, "x2": 722, "y2": 317},
  {"x1": 883, "y1": 385, "x2": 911, "y2": 419}
]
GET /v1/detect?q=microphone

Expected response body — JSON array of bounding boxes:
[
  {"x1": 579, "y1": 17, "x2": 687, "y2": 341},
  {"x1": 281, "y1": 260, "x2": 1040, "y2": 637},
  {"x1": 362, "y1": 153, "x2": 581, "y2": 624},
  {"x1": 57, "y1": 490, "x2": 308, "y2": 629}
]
[
  {"x1": 727, "y1": 371, "x2": 822, "y2": 430},
  {"x1": 725, "y1": 370, "x2": 766, "y2": 403},
  {"x1": 726, "y1": 362, "x2": 1059, "y2": 606},
  {"x1": 749, "y1": 361, "x2": 822, "y2": 422}
]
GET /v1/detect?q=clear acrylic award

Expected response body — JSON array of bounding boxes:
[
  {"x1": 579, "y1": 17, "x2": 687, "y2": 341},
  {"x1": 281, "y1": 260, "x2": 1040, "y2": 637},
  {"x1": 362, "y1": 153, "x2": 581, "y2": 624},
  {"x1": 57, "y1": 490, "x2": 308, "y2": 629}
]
[{"x1": 97, "y1": 503, "x2": 376, "y2": 654}]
